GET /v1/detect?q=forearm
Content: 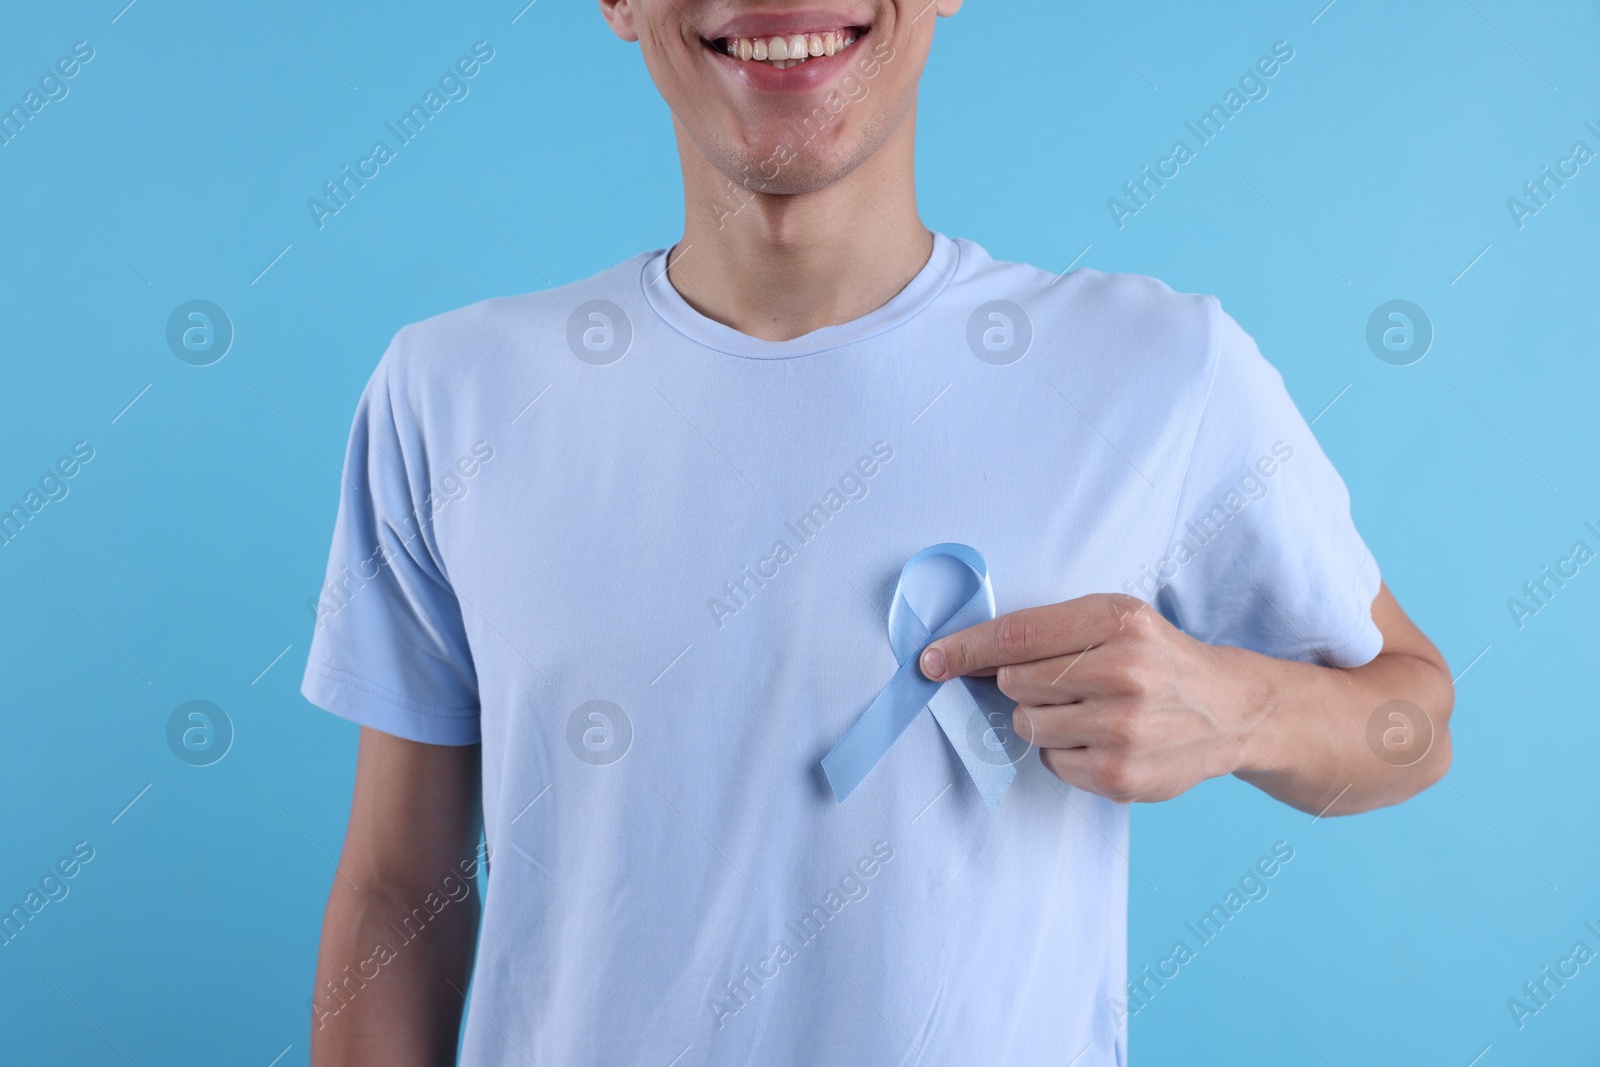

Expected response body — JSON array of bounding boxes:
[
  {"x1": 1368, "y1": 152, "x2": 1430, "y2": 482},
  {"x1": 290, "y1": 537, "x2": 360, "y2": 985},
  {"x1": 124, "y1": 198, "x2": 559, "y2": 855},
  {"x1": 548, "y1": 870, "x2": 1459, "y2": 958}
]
[
  {"x1": 311, "y1": 877, "x2": 480, "y2": 1065},
  {"x1": 1225, "y1": 643, "x2": 1454, "y2": 816}
]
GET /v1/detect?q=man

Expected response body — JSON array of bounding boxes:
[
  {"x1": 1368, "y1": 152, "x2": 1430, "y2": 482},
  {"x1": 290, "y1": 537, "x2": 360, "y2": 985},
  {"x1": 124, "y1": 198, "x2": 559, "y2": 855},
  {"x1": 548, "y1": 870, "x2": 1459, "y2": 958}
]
[{"x1": 303, "y1": 1, "x2": 1454, "y2": 1063}]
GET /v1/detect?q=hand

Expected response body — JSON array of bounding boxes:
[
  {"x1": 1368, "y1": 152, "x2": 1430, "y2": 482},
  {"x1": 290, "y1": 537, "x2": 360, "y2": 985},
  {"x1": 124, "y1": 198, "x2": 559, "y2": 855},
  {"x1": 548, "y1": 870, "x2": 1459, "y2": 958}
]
[{"x1": 919, "y1": 594, "x2": 1265, "y2": 803}]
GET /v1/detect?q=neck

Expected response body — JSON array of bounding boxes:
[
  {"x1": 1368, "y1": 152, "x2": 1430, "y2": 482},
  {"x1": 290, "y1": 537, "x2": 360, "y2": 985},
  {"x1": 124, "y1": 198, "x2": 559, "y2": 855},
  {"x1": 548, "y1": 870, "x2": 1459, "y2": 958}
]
[{"x1": 665, "y1": 109, "x2": 932, "y2": 342}]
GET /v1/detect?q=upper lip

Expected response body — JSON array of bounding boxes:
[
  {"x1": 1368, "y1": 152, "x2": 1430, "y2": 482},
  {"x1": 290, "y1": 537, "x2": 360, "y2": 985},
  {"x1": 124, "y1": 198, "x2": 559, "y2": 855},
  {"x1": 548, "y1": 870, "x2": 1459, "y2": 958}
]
[{"x1": 702, "y1": 8, "x2": 871, "y2": 41}]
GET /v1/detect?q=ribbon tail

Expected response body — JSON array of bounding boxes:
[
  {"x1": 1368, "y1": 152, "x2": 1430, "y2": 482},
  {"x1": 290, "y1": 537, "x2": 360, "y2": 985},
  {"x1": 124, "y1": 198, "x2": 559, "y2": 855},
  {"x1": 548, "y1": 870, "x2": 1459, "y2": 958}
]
[
  {"x1": 926, "y1": 679, "x2": 1017, "y2": 812},
  {"x1": 821, "y1": 658, "x2": 942, "y2": 803}
]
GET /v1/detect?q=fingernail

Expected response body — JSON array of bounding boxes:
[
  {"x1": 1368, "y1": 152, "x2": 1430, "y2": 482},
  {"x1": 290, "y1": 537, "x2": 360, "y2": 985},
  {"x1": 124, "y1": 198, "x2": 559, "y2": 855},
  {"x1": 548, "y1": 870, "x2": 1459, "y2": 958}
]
[{"x1": 921, "y1": 646, "x2": 946, "y2": 680}]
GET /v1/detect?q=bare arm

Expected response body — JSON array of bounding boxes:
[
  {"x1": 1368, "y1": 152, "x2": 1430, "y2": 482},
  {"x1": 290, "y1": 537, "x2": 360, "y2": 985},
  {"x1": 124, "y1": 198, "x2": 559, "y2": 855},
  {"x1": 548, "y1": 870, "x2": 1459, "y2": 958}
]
[
  {"x1": 1229, "y1": 583, "x2": 1453, "y2": 814},
  {"x1": 920, "y1": 582, "x2": 1453, "y2": 816},
  {"x1": 311, "y1": 727, "x2": 483, "y2": 1065}
]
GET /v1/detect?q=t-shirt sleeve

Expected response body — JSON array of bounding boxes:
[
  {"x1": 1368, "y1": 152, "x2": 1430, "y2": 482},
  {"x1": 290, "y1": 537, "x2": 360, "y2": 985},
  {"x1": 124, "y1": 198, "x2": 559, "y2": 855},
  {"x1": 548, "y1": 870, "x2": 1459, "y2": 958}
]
[
  {"x1": 1153, "y1": 300, "x2": 1384, "y2": 668},
  {"x1": 300, "y1": 334, "x2": 482, "y2": 744}
]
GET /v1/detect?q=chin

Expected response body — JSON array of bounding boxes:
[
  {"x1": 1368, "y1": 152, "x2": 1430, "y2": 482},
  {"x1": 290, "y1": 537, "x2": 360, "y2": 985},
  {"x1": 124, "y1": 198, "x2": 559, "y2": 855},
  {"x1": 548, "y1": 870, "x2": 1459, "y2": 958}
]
[
  {"x1": 697, "y1": 100, "x2": 896, "y2": 200},
  {"x1": 723, "y1": 140, "x2": 858, "y2": 195}
]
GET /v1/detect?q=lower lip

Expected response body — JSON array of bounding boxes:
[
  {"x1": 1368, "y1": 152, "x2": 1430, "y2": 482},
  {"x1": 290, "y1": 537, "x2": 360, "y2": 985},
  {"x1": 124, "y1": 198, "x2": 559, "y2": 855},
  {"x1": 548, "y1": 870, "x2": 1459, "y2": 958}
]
[{"x1": 705, "y1": 31, "x2": 871, "y2": 94}]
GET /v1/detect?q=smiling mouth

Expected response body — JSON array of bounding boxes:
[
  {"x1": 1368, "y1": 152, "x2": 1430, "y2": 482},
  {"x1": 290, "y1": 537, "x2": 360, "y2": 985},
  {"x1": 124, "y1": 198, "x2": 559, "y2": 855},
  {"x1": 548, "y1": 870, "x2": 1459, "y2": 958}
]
[{"x1": 707, "y1": 27, "x2": 868, "y2": 69}]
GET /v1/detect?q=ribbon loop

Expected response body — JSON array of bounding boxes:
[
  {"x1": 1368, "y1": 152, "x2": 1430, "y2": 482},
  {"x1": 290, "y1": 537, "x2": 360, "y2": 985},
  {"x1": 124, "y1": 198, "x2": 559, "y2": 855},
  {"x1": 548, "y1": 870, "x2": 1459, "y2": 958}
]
[{"x1": 821, "y1": 544, "x2": 1024, "y2": 811}]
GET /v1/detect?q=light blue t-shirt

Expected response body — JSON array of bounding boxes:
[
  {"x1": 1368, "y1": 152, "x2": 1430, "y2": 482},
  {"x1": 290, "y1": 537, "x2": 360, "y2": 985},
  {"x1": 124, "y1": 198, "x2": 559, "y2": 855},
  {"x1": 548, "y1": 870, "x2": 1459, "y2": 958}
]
[{"x1": 301, "y1": 232, "x2": 1381, "y2": 1066}]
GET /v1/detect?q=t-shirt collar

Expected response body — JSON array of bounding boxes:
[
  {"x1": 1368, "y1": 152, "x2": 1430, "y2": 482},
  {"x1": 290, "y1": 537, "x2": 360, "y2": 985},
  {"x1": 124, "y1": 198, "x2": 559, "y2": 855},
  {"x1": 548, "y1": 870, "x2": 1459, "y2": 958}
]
[{"x1": 639, "y1": 231, "x2": 960, "y2": 359}]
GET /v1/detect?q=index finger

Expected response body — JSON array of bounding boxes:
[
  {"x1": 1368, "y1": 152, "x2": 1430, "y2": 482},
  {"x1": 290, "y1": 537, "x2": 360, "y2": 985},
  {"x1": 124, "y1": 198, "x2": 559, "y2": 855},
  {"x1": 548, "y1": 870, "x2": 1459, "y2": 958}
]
[{"x1": 919, "y1": 593, "x2": 1136, "y2": 681}]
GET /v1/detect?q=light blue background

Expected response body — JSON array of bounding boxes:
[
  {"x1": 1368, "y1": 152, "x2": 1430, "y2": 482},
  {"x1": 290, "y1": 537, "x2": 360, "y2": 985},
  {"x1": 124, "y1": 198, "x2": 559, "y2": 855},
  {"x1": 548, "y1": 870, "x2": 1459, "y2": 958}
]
[{"x1": 2, "y1": 1, "x2": 1596, "y2": 1063}]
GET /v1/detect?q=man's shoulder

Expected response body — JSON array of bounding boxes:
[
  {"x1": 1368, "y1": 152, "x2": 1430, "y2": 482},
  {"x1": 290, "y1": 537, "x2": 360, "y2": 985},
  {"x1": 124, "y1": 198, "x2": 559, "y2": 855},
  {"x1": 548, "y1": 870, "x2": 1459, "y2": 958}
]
[
  {"x1": 955, "y1": 237, "x2": 1215, "y2": 327},
  {"x1": 379, "y1": 250, "x2": 656, "y2": 381},
  {"x1": 950, "y1": 237, "x2": 1224, "y2": 384}
]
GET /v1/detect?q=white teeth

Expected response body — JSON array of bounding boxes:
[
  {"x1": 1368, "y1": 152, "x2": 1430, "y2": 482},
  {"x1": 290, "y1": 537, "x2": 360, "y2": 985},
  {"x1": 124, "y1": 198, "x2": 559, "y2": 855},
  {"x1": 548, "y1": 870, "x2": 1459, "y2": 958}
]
[{"x1": 719, "y1": 29, "x2": 862, "y2": 66}]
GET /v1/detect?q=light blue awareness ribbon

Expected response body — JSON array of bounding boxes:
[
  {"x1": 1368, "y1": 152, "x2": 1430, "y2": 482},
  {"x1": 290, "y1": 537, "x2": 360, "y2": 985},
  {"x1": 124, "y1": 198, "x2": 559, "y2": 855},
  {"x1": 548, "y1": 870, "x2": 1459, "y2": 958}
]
[{"x1": 821, "y1": 544, "x2": 1022, "y2": 812}]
